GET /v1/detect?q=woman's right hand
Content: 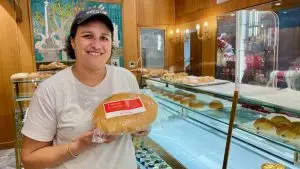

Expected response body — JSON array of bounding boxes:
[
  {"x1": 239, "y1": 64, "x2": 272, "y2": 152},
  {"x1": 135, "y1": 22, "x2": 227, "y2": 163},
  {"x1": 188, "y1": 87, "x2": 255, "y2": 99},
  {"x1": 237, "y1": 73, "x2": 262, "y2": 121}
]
[{"x1": 70, "y1": 129, "x2": 117, "y2": 156}]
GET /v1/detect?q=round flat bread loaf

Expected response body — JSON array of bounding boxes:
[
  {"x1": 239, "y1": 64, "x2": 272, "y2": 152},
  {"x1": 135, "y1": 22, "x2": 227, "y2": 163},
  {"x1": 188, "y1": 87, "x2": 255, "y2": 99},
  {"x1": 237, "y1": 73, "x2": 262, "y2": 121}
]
[
  {"x1": 93, "y1": 93, "x2": 158, "y2": 134},
  {"x1": 209, "y1": 100, "x2": 224, "y2": 110},
  {"x1": 253, "y1": 118, "x2": 275, "y2": 130}
]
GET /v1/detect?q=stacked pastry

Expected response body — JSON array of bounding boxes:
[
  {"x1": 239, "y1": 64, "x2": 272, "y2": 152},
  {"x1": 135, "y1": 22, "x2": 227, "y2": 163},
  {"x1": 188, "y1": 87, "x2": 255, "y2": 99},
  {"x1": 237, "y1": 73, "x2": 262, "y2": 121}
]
[
  {"x1": 171, "y1": 75, "x2": 216, "y2": 85},
  {"x1": 142, "y1": 69, "x2": 168, "y2": 78},
  {"x1": 11, "y1": 72, "x2": 52, "y2": 81},
  {"x1": 160, "y1": 72, "x2": 188, "y2": 83},
  {"x1": 39, "y1": 62, "x2": 68, "y2": 70},
  {"x1": 253, "y1": 115, "x2": 300, "y2": 139}
]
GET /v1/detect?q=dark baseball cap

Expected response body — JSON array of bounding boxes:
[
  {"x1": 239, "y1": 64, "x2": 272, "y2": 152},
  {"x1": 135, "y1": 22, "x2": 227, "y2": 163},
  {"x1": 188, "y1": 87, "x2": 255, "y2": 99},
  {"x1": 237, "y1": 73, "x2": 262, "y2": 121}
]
[{"x1": 70, "y1": 8, "x2": 114, "y2": 34}]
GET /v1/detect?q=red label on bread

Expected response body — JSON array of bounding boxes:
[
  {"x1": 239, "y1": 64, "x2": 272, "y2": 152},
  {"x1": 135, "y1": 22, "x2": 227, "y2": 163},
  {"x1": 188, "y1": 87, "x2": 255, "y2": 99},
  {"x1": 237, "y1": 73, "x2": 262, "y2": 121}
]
[{"x1": 103, "y1": 98, "x2": 146, "y2": 119}]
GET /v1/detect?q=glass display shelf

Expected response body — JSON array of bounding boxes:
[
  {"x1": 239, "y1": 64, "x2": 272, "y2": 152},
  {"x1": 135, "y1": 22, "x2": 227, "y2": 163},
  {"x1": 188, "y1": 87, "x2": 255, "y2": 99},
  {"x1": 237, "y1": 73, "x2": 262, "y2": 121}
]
[
  {"x1": 146, "y1": 86, "x2": 300, "y2": 160},
  {"x1": 12, "y1": 79, "x2": 43, "y2": 84},
  {"x1": 15, "y1": 94, "x2": 33, "y2": 102},
  {"x1": 146, "y1": 77, "x2": 300, "y2": 115}
]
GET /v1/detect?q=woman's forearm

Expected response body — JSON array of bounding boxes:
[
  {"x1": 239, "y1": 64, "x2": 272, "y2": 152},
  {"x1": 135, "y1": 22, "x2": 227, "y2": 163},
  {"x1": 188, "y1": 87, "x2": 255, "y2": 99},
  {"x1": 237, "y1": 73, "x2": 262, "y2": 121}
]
[{"x1": 22, "y1": 142, "x2": 79, "y2": 169}]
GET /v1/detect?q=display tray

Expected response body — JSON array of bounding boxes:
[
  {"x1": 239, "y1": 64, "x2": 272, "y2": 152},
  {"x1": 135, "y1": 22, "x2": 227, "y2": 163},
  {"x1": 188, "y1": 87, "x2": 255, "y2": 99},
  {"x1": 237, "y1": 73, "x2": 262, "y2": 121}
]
[
  {"x1": 174, "y1": 79, "x2": 230, "y2": 87},
  {"x1": 150, "y1": 78, "x2": 230, "y2": 87},
  {"x1": 238, "y1": 113, "x2": 300, "y2": 149}
]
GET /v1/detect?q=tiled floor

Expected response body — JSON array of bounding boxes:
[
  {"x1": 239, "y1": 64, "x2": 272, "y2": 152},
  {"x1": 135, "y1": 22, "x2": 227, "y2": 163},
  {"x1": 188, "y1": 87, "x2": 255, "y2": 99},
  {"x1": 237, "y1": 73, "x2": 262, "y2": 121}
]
[{"x1": 0, "y1": 149, "x2": 16, "y2": 169}]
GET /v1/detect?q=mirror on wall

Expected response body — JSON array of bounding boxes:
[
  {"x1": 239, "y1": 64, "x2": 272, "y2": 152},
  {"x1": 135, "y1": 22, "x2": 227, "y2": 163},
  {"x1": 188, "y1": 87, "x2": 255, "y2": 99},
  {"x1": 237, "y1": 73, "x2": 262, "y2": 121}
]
[{"x1": 140, "y1": 28, "x2": 165, "y2": 69}]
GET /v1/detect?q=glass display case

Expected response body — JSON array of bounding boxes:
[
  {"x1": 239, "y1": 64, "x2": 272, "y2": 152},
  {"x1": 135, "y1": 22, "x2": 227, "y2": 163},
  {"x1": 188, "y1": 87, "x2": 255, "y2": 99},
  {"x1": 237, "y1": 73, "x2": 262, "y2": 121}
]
[
  {"x1": 138, "y1": 1, "x2": 300, "y2": 169},
  {"x1": 10, "y1": 75, "x2": 44, "y2": 169}
]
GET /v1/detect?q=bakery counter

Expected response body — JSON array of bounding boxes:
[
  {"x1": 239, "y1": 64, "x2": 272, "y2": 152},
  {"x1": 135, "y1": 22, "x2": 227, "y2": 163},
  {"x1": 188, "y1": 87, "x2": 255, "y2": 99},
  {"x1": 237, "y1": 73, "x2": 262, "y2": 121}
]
[
  {"x1": 146, "y1": 78, "x2": 300, "y2": 115},
  {"x1": 148, "y1": 98, "x2": 299, "y2": 169}
]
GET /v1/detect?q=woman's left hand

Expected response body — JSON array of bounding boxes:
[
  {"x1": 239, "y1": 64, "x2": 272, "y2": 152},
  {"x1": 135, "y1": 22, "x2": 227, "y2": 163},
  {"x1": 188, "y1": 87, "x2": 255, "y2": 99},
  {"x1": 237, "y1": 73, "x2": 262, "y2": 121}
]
[{"x1": 132, "y1": 128, "x2": 150, "y2": 137}]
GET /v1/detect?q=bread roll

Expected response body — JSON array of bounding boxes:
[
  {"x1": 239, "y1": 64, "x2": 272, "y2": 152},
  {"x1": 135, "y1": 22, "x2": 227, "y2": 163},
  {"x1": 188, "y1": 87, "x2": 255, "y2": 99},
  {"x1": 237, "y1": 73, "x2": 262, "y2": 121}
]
[
  {"x1": 168, "y1": 94, "x2": 176, "y2": 99},
  {"x1": 253, "y1": 118, "x2": 275, "y2": 130},
  {"x1": 173, "y1": 95, "x2": 184, "y2": 102},
  {"x1": 189, "y1": 100, "x2": 204, "y2": 109},
  {"x1": 186, "y1": 93, "x2": 196, "y2": 99},
  {"x1": 270, "y1": 116, "x2": 291, "y2": 128},
  {"x1": 162, "y1": 91, "x2": 170, "y2": 96},
  {"x1": 93, "y1": 93, "x2": 158, "y2": 134},
  {"x1": 11, "y1": 73, "x2": 29, "y2": 80},
  {"x1": 261, "y1": 163, "x2": 285, "y2": 169},
  {"x1": 175, "y1": 90, "x2": 186, "y2": 96},
  {"x1": 209, "y1": 100, "x2": 224, "y2": 110},
  {"x1": 276, "y1": 126, "x2": 298, "y2": 139},
  {"x1": 180, "y1": 97, "x2": 194, "y2": 105}
]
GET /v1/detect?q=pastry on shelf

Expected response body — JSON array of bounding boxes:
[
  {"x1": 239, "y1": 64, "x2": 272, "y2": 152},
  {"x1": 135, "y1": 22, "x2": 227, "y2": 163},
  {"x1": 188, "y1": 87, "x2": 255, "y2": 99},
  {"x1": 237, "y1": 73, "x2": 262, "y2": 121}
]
[
  {"x1": 270, "y1": 116, "x2": 291, "y2": 128},
  {"x1": 10, "y1": 73, "x2": 29, "y2": 80},
  {"x1": 291, "y1": 122, "x2": 300, "y2": 133},
  {"x1": 161, "y1": 91, "x2": 170, "y2": 97},
  {"x1": 208, "y1": 100, "x2": 224, "y2": 110},
  {"x1": 144, "y1": 69, "x2": 168, "y2": 78},
  {"x1": 253, "y1": 118, "x2": 275, "y2": 130},
  {"x1": 167, "y1": 94, "x2": 176, "y2": 99},
  {"x1": 38, "y1": 73, "x2": 52, "y2": 79},
  {"x1": 261, "y1": 163, "x2": 285, "y2": 169},
  {"x1": 173, "y1": 95, "x2": 184, "y2": 102},
  {"x1": 39, "y1": 62, "x2": 68, "y2": 70},
  {"x1": 28, "y1": 72, "x2": 40, "y2": 79},
  {"x1": 197, "y1": 76, "x2": 215, "y2": 83},
  {"x1": 276, "y1": 126, "x2": 299, "y2": 139},
  {"x1": 175, "y1": 90, "x2": 187, "y2": 96},
  {"x1": 188, "y1": 100, "x2": 205, "y2": 109},
  {"x1": 180, "y1": 97, "x2": 194, "y2": 105},
  {"x1": 185, "y1": 93, "x2": 196, "y2": 99}
]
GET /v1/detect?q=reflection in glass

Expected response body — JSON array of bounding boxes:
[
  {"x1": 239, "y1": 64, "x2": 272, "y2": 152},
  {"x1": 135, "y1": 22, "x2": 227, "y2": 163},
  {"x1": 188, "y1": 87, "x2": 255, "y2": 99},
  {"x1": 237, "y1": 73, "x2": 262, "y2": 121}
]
[{"x1": 140, "y1": 28, "x2": 165, "y2": 68}]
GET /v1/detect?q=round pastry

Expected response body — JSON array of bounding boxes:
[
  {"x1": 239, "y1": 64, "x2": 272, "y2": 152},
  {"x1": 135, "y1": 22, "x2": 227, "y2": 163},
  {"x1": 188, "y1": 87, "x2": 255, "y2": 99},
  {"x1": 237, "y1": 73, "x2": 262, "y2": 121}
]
[
  {"x1": 276, "y1": 126, "x2": 299, "y2": 139},
  {"x1": 10, "y1": 73, "x2": 29, "y2": 80},
  {"x1": 180, "y1": 97, "x2": 194, "y2": 105},
  {"x1": 175, "y1": 90, "x2": 186, "y2": 96},
  {"x1": 189, "y1": 100, "x2": 205, "y2": 109},
  {"x1": 173, "y1": 95, "x2": 184, "y2": 102},
  {"x1": 93, "y1": 93, "x2": 158, "y2": 134},
  {"x1": 253, "y1": 118, "x2": 275, "y2": 130},
  {"x1": 209, "y1": 100, "x2": 224, "y2": 110},
  {"x1": 39, "y1": 73, "x2": 52, "y2": 79},
  {"x1": 168, "y1": 94, "x2": 176, "y2": 99},
  {"x1": 291, "y1": 122, "x2": 300, "y2": 134},
  {"x1": 270, "y1": 116, "x2": 291, "y2": 128},
  {"x1": 186, "y1": 93, "x2": 196, "y2": 99},
  {"x1": 261, "y1": 163, "x2": 285, "y2": 169},
  {"x1": 28, "y1": 72, "x2": 40, "y2": 79},
  {"x1": 162, "y1": 92, "x2": 169, "y2": 96}
]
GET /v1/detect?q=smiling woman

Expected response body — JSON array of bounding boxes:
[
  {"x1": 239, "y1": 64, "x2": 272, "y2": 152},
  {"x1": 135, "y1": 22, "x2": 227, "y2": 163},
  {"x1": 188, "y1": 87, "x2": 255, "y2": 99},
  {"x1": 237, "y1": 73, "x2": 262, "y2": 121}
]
[{"x1": 20, "y1": 8, "x2": 147, "y2": 169}]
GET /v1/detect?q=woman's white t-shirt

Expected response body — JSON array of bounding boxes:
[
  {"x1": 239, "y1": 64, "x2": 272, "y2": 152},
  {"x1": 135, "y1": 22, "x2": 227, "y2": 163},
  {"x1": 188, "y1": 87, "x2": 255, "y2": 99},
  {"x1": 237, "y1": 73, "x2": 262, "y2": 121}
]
[{"x1": 21, "y1": 65, "x2": 139, "y2": 169}]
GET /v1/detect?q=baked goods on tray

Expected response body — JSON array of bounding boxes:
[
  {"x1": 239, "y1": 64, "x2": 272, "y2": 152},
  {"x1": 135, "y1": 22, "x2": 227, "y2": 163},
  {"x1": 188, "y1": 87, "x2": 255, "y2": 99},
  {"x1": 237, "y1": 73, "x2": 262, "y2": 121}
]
[{"x1": 253, "y1": 115, "x2": 300, "y2": 140}]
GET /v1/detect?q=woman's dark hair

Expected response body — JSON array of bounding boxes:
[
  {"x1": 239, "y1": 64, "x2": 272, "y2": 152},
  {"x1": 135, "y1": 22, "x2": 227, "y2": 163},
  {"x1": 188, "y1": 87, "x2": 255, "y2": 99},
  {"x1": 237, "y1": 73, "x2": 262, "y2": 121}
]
[{"x1": 64, "y1": 16, "x2": 114, "y2": 59}]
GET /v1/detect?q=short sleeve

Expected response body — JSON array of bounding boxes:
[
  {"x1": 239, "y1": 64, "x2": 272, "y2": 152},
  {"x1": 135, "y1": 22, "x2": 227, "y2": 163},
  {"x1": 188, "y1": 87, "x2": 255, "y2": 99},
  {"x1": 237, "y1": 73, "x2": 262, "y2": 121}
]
[
  {"x1": 21, "y1": 84, "x2": 57, "y2": 142},
  {"x1": 128, "y1": 71, "x2": 140, "y2": 93}
]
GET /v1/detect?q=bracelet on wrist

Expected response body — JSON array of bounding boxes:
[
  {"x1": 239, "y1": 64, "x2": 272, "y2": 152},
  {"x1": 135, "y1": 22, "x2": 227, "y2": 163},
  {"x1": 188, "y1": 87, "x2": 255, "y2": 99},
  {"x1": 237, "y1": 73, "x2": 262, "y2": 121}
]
[{"x1": 68, "y1": 142, "x2": 79, "y2": 158}]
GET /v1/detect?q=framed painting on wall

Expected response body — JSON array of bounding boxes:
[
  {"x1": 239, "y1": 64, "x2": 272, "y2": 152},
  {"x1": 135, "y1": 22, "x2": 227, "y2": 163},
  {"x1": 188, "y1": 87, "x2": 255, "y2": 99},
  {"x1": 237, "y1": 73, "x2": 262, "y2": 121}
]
[{"x1": 30, "y1": 0, "x2": 124, "y2": 67}]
